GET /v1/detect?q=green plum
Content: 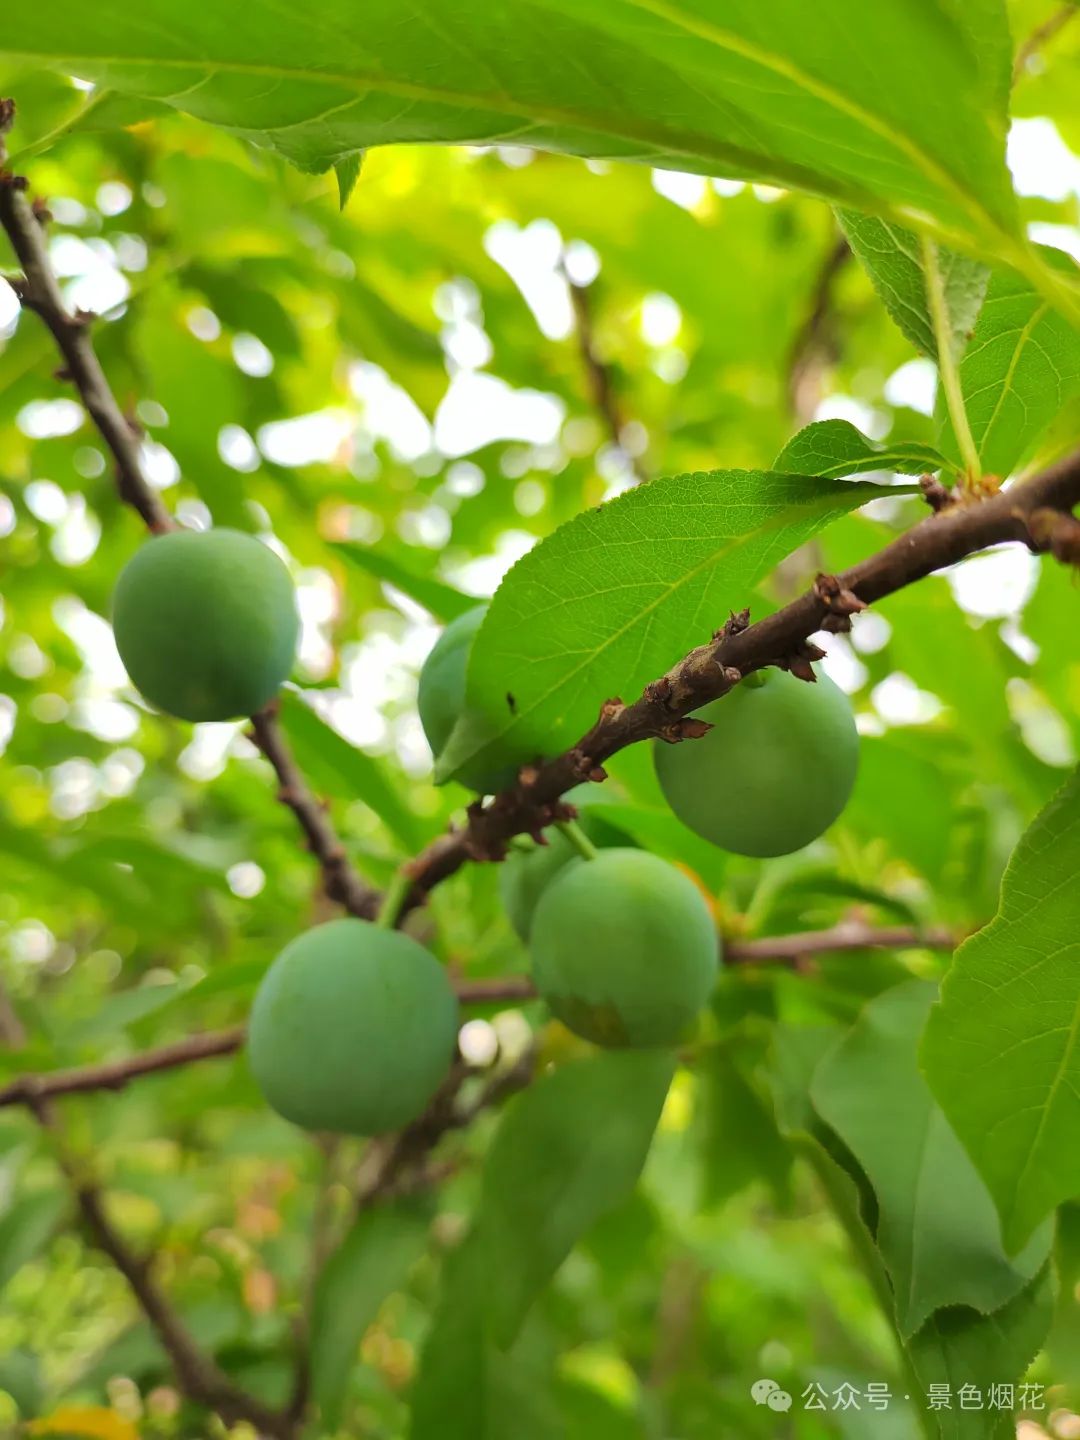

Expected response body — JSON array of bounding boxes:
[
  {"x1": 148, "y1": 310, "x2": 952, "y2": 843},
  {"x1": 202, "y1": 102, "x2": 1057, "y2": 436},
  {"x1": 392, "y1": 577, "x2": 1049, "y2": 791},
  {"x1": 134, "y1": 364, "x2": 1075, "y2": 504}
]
[
  {"x1": 112, "y1": 527, "x2": 298, "y2": 722},
  {"x1": 654, "y1": 667, "x2": 858, "y2": 857},
  {"x1": 498, "y1": 787, "x2": 627, "y2": 940},
  {"x1": 417, "y1": 604, "x2": 519, "y2": 793},
  {"x1": 530, "y1": 848, "x2": 719, "y2": 1048},
  {"x1": 248, "y1": 919, "x2": 459, "y2": 1136}
]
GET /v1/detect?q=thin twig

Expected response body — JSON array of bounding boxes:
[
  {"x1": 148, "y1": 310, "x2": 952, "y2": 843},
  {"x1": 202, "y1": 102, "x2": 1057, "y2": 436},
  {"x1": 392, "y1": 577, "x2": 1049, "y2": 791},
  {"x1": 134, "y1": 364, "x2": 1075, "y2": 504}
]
[
  {"x1": 248, "y1": 706, "x2": 380, "y2": 919},
  {"x1": 0, "y1": 146, "x2": 379, "y2": 924},
  {"x1": 0, "y1": 985, "x2": 293, "y2": 1440},
  {"x1": 787, "y1": 231, "x2": 850, "y2": 422},
  {"x1": 64, "y1": 1170, "x2": 293, "y2": 1439},
  {"x1": 0, "y1": 174, "x2": 170, "y2": 533},
  {"x1": 354, "y1": 1045, "x2": 537, "y2": 1207},
  {"x1": 0, "y1": 1025, "x2": 246, "y2": 1106},
  {"x1": 0, "y1": 926, "x2": 958, "y2": 1109},
  {"x1": 1013, "y1": 2, "x2": 1079, "y2": 81},
  {"x1": 562, "y1": 260, "x2": 648, "y2": 485},
  {"x1": 726, "y1": 921, "x2": 956, "y2": 965}
]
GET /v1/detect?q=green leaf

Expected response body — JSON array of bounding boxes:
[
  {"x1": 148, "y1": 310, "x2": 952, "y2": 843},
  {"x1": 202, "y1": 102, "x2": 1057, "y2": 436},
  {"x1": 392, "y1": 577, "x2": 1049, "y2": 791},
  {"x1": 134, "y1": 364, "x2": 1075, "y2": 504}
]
[
  {"x1": 4, "y1": 0, "x2": 1023, "y2": 261},
  {"x1": 311, "y1": 1205, "x2": 429, "y2": 1430},
  {"x1": 411, "y1": 1249, "x2": 562, "y2": 1440},
  {"x1": 0, "y1": 1192, "x2": 67, "y2": 1290},
  {"x1": 906, "y1": 1264, "x2": 1054, "y2": 1439},
  {"x1": 812, "y1": 981, "x2": 1050, "y2": 1338},
  {"x1": 436, "y1": 470, "x2": 902, "y2": 783},
  {"x1": 922, "y1": 765, "x2": 1080, "y2": 1252},
  {"x1": 411, "y1": 1052, "x2": 668, "y2": 1438},
  {"x1": 698, "y1": 1049, "x2": 791, "y2": 1207},
  {"x1": 477, "y1": 1050, "x2": 673, "y2": 1347},
  {"x1": 775, "y1": 419, "x2": 948, "y2": 480},
  {"x1": 331, "y1": 542, "x2": 476, "y2": 623},
  {"x1": 0, "y1": 1349, "x2": 43, "y2": 1418},
  {"x1": 276, "y1": 690, "x2": 424, "y2": 851},
  {"x1": 940, "y1": 251, "x2": 1080, "y2": 479},
  {"x1": 334, "y1": 151, "x2": 364, "y2": 209},
  {"x1": 838, "y1": 211, "x2": 990, "y2": 360}
]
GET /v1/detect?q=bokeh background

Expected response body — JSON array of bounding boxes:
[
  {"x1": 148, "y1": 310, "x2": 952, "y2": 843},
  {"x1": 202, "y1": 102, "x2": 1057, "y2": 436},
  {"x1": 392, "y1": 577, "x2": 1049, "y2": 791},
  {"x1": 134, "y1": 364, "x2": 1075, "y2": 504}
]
[{"x1": 2, "y1": 7, "x2": 1080, "y2": 1434}]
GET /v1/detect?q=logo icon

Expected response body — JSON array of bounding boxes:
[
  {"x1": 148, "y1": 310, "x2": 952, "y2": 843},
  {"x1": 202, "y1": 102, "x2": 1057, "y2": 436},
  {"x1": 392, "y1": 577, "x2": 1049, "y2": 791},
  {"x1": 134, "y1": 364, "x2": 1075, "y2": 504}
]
[{"x1": 752, "y1": 1378, "x2": 793, "y2": 1412}]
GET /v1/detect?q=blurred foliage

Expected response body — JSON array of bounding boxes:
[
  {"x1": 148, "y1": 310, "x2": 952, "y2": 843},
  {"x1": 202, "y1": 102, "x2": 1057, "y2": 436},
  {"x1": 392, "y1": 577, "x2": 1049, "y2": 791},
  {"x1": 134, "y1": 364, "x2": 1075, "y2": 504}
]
[{"x1": 0, "y1": 3, "x2": 1080, "y2": 1437}]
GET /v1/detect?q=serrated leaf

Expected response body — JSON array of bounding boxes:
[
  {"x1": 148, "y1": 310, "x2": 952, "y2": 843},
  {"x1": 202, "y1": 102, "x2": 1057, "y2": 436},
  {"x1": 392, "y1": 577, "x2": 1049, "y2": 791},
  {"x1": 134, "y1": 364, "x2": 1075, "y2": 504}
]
[
  {"x1": 922, "y1": 765, "x2": 1080, "y2": 1252},
  {"x1": 940, "y1": 250, "x2": 1080, "y2": 478},
  {"x1": 436, "y1": 470, "x2": 903, "y2": 784},
  {"x1": 4, "y1": 0, "x2": 1023, "y2": 265},
  {"x1": 812, "y1": 981, "x2": 1050, "y2": 1338},
  {"x1": 277, "y1": 690, "x2": 424, "y2": 851},
  {"x1": 311, "y1": 1205, "x2": 428, "y2": 1429},
  {"x1": 775, "y1": 419, "x2": 948, "y2": 480},
  {"x1": 334, "y1": 150, "x2": 364, "y2": 209},
  {"x1": 838, "y1": 211, "x2": 990, "y2": 360},
  {"x1": 906, "y1": 1264, "x2": 1054, "y2": 1440},
  {"x1": 331, "y1": 541, "x2": 476, "y2": 623}
]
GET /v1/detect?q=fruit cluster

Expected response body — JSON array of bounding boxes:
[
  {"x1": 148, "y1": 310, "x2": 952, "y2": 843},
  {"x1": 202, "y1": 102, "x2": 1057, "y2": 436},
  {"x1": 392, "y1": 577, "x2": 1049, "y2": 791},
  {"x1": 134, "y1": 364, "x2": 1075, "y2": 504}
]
[{"x1": 111, "y1": 532, "x2": 859, "y2": 1136}]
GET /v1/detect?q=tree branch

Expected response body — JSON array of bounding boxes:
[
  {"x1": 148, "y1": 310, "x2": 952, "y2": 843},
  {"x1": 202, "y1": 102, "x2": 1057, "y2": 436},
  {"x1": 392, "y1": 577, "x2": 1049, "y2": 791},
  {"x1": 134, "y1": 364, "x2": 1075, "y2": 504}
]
[
  {"x1": 563, "y1": 261, "x2": 648, "y2": 485},
  {"x1": 0, "y1": 925, "x2": 958, "y2": 1109},
  {"x1": 0, "y1": 146, "x2": 380, "y2": 924},
  {"x1": 0, "y1": 985, "x2": 293, "y2": 1440},
  {"x1": 1013, "y1": 2, "x2": 1078, "y2": 81},
  {"x1": 399, "y1": 451, "x2": 1080, "y2": 910},
  {"x1": 0, "y1": 1026, "x2": 246, "y2": 1107},
  {"x1": 248, "y1": 705, "x2": 380, "y2": 919},
  {"x1": 353, "y1": 1044, "x2": 537, "y2": 1207},
  {"x1": 787, "y1": 231, "x2": 850, "y2": 422},
  {"x1": 64, "y1": 1168, "x2": 293, "y2": 1439},
  {"x1": 726, "y1": 921, "x2": 956, "y2": 965}
]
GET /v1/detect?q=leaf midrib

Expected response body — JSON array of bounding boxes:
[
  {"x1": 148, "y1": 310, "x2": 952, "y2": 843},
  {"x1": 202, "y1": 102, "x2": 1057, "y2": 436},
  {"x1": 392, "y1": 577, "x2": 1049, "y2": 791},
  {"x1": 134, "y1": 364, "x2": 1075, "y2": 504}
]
[
  {"x1": 466, "y1": 482, "x2": 880, "y2": 759},
  {"x1": 0, "y1": 40, "x2": 1002, "y2": 256},
  {"x1": 620, "y1": 0, "x2": 1005, "y2": 241}
]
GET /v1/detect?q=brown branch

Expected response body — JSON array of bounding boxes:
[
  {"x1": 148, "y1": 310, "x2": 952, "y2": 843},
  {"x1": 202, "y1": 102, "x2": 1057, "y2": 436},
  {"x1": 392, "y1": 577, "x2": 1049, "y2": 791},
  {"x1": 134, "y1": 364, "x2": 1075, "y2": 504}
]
[
  {"x1": 0, "y1": 1026, "x2": 246, "y2": 1107},
  {"x1": 66, "y1": 1172, "x2": 293, "y2": 1439},
  {"x1": 563, "y1": 261, "x2": 648, "y2": 485},
  {"x1": 0, "y1": 984, "x2": 292, "y2": 1440},
  {"x1": 399, "y1": 450, "x2": 1080, "y2": 909},
  {"x1": 787, "y1": 231, "x2": 851, "y2": 422},
  {"x1": 1013, "y1": 2, "x2": 1079, "y2": 81},
  {"x1": 726, "y1": 921, "x2": 956, "y2": 965},
  {"x1": 0, "y1": 174, "x2": 171, "y2": 533},
  {"x1": 248, "y1": 706, "x2": 380, "y2": 919},
  {"x1": 0, "y1": 978, "x2": 533, "y2": 1108},
  {"x1": 0, "y1": 136, "x2": 379, "y2": 924},
  {"x1": 0, "y1": 926, "x2": 960, "y2": 1110},
  {"x1": 354, "y1": 1044, "x2": 537, "y2": 1207}
]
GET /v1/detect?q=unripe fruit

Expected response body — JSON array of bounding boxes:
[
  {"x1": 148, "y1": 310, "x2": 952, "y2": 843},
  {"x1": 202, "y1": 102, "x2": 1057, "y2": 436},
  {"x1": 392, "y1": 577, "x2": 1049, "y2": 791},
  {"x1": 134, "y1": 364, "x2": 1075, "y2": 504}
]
[
  {"x1": 530, "y1": 849, "x2": 718, "y2": 1048},
  {"x1": 417, "y1": 604, "x2": 517, "y2": 793},
  {"x1": 248, "y1": 919, "x2": 459, "y2": 1136},
  {"x1": 498, "y1": 787, "x2": 624, "y2": 940},
  {"x1": 112, "y1": 528, "x2": 298, "y2": 722},
  {"x1": 654, "y1": 668, "x2": 858, "y2": 857}
]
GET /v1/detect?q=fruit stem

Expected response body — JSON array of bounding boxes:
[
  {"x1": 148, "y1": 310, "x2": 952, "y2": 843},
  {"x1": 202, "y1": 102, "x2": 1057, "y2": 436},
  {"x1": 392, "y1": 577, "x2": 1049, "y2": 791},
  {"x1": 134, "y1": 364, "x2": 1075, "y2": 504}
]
[
  {"x1": 556, "y1": 819, "x2": 599, "y2": 861},
  {"x1": 375, "y1": 870, "x2": 412, "y2": 929},
  {"x1": 742, "y1": 669, "x2": 769, "y2": 689}
]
